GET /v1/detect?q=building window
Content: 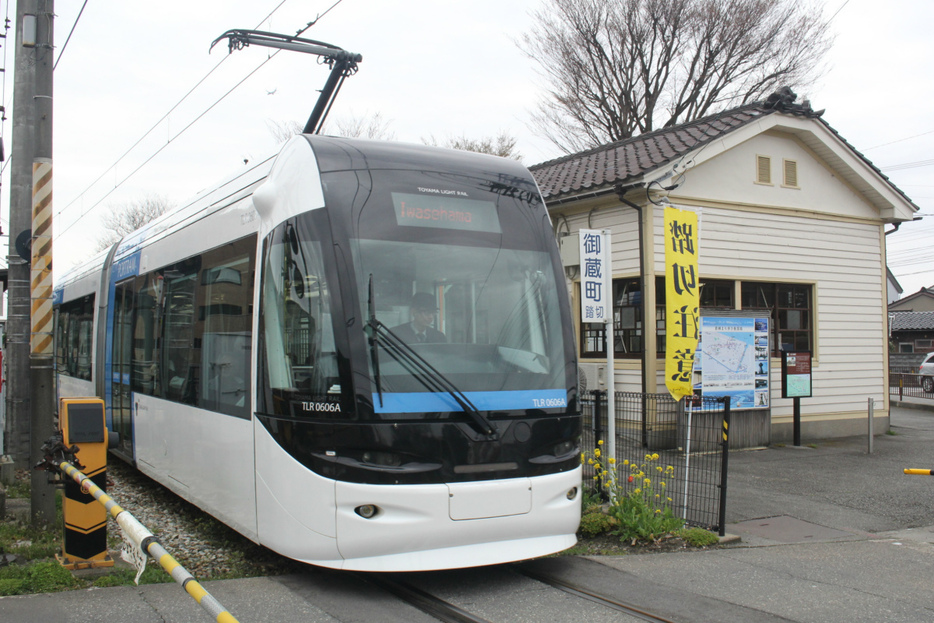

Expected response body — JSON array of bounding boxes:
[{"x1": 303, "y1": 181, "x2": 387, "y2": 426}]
[
  {"x1": 783, "y1": 159, "x2": 799, "y2": 188},
  {"x1": 700, "y1": 279, "x2": 734, "y2": 309},
  {"x1": 756, "y1": 155, "x2": 772, "y2": 185},
  {"x1": 899, "y1": 343, "x2": 914, "y2": 353},
  {"x1": 581, "y1": 277, "x2": 665, "y2": 358},
  {"x1": 581, "y1": 278, "x2": 813, "y2": 359},
  {"x1": 741, "y1": 281, "x2": 812, "y2": 355}
]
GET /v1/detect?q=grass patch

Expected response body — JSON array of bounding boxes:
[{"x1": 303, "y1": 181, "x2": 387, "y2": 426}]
[
  {"x1": 677, "y1": 527, "x2": 720, "y2": 547},
  {"x1": 0, "y1": 560, "x2": 77, "y2": 596}
]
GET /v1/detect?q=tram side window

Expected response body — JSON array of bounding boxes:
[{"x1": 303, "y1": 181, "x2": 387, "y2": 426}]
[
  {"x1": 129, "y1": 236, "x2": 256, "y2": 418},
  {"x1": 163, "y1": 260, "x2": 199, "y2": 405},
  {"x1": 131, "y1": 274, "x2": 163, "y2": 397},
  {"x1": 56, "y1": 295, "x2": 94, "y2": 381},
  {"x1": 198, "y1": 243, "x2": 254, "y2": 418}
]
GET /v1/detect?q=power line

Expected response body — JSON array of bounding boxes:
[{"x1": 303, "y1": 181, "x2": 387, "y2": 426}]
[
  {"x1": 864, "y1": 128, "x2": 934, "y2": 152},
  {"x1": 827, "y1": 0, "x2": 852, "y2": 23},
  {"x1": 56, "y1": 53, "x2": 281, "y2": 239},
  {"x1": 880, "y1": 158, "x2": 934, "y2": 173},
  {"x1": 53, "y1": 0, "x2": 87, "y2": 70},
  {"x1": 55, "y1": 0, "x2": 296, "y2": 235}
]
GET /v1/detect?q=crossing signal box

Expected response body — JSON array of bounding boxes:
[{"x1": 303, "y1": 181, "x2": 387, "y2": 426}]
[{"x1": 58, "y1": 398, "x2": 114, "y2": 570}]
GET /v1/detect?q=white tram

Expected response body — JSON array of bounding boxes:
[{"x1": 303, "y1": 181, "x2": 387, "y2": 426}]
[{"x1": 54, "y1": 136, "x2": 582, "y2": 571}]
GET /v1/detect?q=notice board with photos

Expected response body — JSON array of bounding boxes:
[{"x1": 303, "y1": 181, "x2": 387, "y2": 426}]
[{"x1": 693, "y1": 315, "x2": 771, "y2": 410}]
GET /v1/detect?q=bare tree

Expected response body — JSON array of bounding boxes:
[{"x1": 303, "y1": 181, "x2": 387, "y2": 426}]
[
  {"x1": 95, "y1": 194, "x2": 173, "y2": 252},
  {"x1": 328, "y1": 111, "x2": 396, "y2": 141},
  {"x1": 266, "y1": 119, "x2": 304, "y2": 144},
  {"x1": 423, "y1": 131, "x2": 523, "y2": 161},
  {"x1": 522, "y1": 0, "x2": 833, "y2": 153},
  {"x1": 268, "y1": 112, "x2": 396, "y2": 143}
]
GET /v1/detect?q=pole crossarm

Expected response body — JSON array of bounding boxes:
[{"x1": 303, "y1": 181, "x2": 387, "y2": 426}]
[
  {"x1": 210, "y1": 29, "x2": 361, "y2": 65},
  {"x1": 210, "y1": 28, "x2": 362, "y2": 135}
]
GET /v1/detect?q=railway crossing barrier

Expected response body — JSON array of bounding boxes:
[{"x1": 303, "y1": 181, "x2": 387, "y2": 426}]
[
  {"x1": 903, "y1": 469, "x2": 934, "y2": 476},
  {"x1": 37, "y1": 400, "x2": 240, "y2": 623}
]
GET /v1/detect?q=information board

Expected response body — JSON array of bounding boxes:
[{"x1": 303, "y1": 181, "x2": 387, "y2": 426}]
[
  {"x1": 694, "y1": 315, "x2": 771, "y2": 409},
  {"x1": 782, "y1": 351, "x2": 812, "y2": 398}
]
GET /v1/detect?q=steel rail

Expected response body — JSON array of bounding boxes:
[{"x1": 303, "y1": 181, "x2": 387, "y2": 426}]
[
  {"x1": 515, "y1": 565, "x2": 679, "y2": 623},
  {"x1": 360, "y1": 574, "x2": 493, "y2": 623}
]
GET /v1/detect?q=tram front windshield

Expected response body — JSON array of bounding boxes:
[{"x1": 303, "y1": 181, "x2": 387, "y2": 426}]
[{"x1": 350, "y1": 174, "x2": 570, "y2": 416}]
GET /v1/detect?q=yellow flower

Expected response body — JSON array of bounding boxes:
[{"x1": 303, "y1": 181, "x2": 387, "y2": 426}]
[
  {"x1": 645, "y1": 453, "x2": 653, "y2": 461},
  {"x1": 623, "y1": 459, "x2": 629, "y2": 466},
  {"x1": 667, "y1": 497, "x2": 672, "y2": 503},
  {"x1": 593, "y1": 476, "x2": 599, "y2": 481},
  {"x1": 594, "y1": 448, "x2": 601, "y2": 458},
  {"x1": 652, "y1": 453, "x2": 659, "y2": 460},
  {"x1": 655, "y1": 509, "x2": 661, "y2": 514},
  {"x1": 656, "y1": 466, "x2": 663, "y2": 472},
  {"x1": 665, "y1": 465, "x2": 675, "y2": 475},
  {"x1": 608, "y1": 458, "x2": 616, "y2": 465},
  {"x1": 597, "y1": 440, "x2": 604, "y2": 446},
  {"x1": 661, "y1": 481, "x2": 666, "y2": 488},
  {"x1": 588, "y1": 459, "x2": 594, "y2": 465},
  {"x1": 634, "y1": 488, "x2": 641, "y2": 495},
  {"x1": 643, "y1": 478, "x2": 651, "y2": 487}
]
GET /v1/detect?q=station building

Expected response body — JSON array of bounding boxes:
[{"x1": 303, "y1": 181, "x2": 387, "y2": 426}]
[{"x1": 530, "y1": 90, "x2": 918, "y2": 443}]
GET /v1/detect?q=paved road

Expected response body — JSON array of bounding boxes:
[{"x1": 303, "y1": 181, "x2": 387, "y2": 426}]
[{"x1": 3, "y1": 402, "x2": 933, "y2": 622}]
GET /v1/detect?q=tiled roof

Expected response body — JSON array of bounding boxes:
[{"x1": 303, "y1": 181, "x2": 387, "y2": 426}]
[
  {"x1": 528, "y1": 93, "x2": 917, "y2": 211},
  {"x1": 890, "y1": 311, "x2": 934, "y2": 331},
  {"x1": 529, "y1": 103, "x2": 775, "y2": 201}
]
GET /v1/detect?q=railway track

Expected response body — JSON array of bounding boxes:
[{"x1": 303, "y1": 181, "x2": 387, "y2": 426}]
[{"x1": 355, "y1": 561, "x2": 678, "y2": 623}]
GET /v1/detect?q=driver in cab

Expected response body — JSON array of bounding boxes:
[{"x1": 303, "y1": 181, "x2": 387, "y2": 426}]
[{"x1": 393, "y1": 292, "x2": 446, "y2": 344}]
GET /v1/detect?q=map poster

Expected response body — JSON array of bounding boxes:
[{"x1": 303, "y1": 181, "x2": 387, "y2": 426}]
[
  {"x1": 781, "y1": 351, "x2": 812, "y2": 398},
  {"x1": 694, "y1": 316, "x2": 771, "y2": 410}
]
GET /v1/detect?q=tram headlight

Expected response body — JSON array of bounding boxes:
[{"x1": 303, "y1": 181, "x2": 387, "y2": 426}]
[
  {"x1": 355, "y1": 504, "x2": 380, "y2": 519},
  {"x1": 566, "y1": 487, "x2": 578, "y2": 500}
]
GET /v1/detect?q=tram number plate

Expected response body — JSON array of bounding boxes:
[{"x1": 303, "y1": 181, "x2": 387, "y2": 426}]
[{"x1": 448, "y1": 479, "x2": 532, "y2": 520}]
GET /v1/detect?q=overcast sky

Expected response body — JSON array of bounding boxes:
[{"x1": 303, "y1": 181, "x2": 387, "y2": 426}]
[{"x1": 2, "y1": 0, "x2": 931, "y2": 296}]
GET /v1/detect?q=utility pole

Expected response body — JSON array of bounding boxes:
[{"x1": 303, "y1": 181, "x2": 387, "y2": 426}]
[{"x1": 8, "y1": 0, "x2": 55, "y2": 524}]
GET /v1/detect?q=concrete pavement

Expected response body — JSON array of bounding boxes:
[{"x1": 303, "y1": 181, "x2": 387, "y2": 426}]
[{"x1": 3, "y1": 401, "x2": 934, "y2": 622}]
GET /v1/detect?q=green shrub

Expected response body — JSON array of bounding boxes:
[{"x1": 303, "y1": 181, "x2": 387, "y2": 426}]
[
  {"x1": 678, "y1": 527, "x2": 720, "y2": 547},
  {"x1": 24, "y1": 560, "x2": 77, "y2": 593},
  {"x1": 579, "y1": 511, "x2": 614, "y2": 537},
  {"x1": 0, "y1": 578, "x2": 26, "y2": 596}
]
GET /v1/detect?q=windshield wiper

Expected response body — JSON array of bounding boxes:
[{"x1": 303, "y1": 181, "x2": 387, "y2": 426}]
[
  {"x1": 365, "y1": 275, "x2": 384, "y2": 408},
  {"x1": 364, "y1": 291, "x2": 495, "y2": 437}
]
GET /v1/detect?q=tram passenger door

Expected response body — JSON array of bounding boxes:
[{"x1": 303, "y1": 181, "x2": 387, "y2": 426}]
[{"x1": 111, "y1": 283, "x2": 134, "y2": 459}]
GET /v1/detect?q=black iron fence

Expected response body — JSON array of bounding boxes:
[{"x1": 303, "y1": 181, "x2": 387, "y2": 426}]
[
  {"x1": 889, "y1": 373, "x2": 934, "y2": 401},
  {"x1": 581, "y1": 391, "x2": 730, "y2": 534}
]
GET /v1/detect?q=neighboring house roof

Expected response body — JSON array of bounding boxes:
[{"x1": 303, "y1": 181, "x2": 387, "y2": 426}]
[
  {"x1": 889, "y1": 287, "x2": 934, "y2": 311},
  {"x1": 529, "y1": 89, "x2": 919, "y2": 220},
  {"x1": 889, "y1": 310, "x2": 934, "y2": 331},
  {"x1": 887, "y1": 268, "x2": 904, "y2": 295}
]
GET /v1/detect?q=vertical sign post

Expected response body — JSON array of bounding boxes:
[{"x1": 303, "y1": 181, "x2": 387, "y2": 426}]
[
  {"x1": 664, "y1": 207, "x2": 699, "y2": 401},
  {"x1": 781, "y1": 351, "x2": 812, "y2": 447},
  {"x1": 580, "y1": 229, "x2": 614, "y2": 461}
]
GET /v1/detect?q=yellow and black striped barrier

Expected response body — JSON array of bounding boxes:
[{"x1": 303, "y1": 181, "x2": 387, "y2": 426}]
[
  {"x1": 58, "y1": 460, "x2": 240, "y2": 623},
  {"x1": 904, "y1": 469, "x2": 934, "y2": 476},
  {"x1": 58, "y1": 398, "x2": 113, "y2": 570}
]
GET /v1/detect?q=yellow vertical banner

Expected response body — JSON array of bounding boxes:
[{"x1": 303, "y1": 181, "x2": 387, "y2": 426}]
[{"x1": 664, "y1": 206, "x2": 699, "y2": 401}]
